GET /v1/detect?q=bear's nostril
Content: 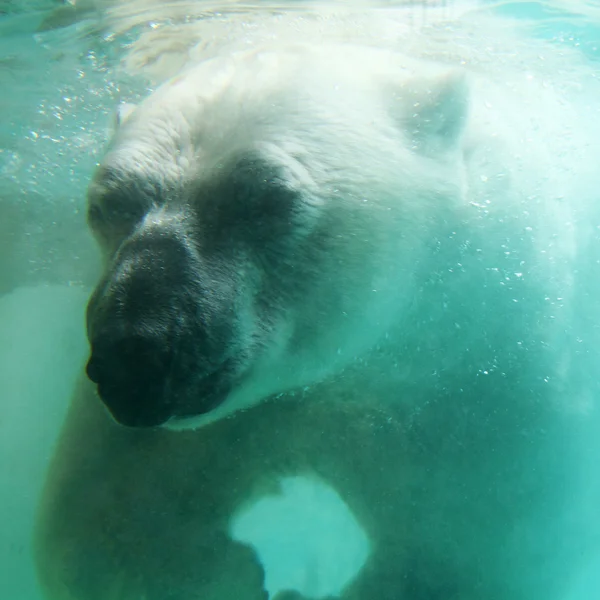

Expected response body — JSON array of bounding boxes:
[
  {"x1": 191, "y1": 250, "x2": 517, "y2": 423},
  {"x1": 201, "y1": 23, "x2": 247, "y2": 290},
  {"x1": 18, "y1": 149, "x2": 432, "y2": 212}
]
[{"x1": 86, "y1": 355, "x2": 104, "y2": 384}]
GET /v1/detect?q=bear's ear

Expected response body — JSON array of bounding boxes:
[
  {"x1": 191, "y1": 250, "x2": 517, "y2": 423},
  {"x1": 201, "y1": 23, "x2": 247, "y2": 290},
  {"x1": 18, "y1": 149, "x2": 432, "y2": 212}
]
[
  {"x1": 112, "y1": 102, "x2": 137, "y2": 130},
  {"x1": 395, "y1": 71, "x2": 469, "y2": 155}
]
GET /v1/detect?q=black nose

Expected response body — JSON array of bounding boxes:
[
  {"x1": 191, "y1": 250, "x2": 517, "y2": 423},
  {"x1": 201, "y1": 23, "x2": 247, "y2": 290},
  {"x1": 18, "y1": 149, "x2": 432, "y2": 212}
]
[{"x1": 86, "y1": 335, "x2": 173, "y2": 428}]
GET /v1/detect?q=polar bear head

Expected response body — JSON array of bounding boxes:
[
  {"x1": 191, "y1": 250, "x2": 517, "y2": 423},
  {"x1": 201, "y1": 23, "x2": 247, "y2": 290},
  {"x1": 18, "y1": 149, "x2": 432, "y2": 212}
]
[{"x1": 84, "y1": 44, "x2": 468, "y2": 428}]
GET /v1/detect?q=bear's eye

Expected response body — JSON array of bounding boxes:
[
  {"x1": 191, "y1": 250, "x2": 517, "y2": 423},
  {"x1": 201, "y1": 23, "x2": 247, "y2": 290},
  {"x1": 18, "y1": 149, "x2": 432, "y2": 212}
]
[
  {"x1": 228, "y1": 154, "x2": 300, "y2": 226},
  {"x1": 88, "y1": 193, "x2": 146, "y2": 232},
  {"x1": 196, "y1": 149, "x2": 312, "y2": 254}
]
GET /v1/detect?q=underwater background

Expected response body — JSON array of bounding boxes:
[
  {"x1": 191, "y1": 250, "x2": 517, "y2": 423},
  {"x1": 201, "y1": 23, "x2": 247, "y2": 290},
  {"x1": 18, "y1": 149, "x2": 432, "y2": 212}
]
[{"x1": 1, "y1": 1, "x2": 600, "y2": 598}]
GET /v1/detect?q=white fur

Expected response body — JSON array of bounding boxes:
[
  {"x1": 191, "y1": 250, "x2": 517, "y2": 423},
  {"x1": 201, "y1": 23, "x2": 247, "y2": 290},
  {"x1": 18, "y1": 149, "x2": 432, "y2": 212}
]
[{"x1": 109, "y1": 37, "x2": 599, "y2": 430}]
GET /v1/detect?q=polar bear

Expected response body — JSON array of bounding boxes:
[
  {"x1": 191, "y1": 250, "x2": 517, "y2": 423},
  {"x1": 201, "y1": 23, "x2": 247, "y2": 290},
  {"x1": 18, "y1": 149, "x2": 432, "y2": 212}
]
[
  {"x1": 35, "y1": 13, "x2": 600, "y2": 600},
  {"x1": 83, "y1": 45, "x2": 477, "y2": 429}
]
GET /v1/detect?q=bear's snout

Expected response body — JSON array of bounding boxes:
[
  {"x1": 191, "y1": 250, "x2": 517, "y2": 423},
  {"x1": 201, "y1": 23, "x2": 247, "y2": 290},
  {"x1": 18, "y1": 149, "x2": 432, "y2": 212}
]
[
  {"x1": 85, "y1": 227, "x2": 239, "y2": 427},
  {"x1": 86, "y1": 333, "x2": 174, "y2": 427},
  {"x1": 86, "y1": 230, "x2": 198, "y2": 427}
]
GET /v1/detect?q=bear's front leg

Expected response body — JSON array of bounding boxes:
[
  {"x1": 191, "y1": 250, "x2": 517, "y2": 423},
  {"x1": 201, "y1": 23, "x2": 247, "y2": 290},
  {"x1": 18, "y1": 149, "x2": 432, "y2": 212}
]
[{"x1": 35, "y1": 377, "x2": 269, "y2": 600}]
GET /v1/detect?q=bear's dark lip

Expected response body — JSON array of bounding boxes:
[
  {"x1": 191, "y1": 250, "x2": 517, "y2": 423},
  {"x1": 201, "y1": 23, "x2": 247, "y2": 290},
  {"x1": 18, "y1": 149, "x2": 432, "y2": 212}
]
[
  {"x1": 95, "y1": 382, "x2": 172, "y2": 428},
  {"x1": 171, "y1": 358, "x2": 236, "y2": 418},
  {"x1": 94, "y1": 360, "x2": 235, "y2": 427}
]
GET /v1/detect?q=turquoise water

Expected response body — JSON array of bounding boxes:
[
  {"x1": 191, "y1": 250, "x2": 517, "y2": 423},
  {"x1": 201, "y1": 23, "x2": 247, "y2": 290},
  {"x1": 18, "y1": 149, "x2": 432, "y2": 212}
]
[{"x1": 1, "y1": 1, "x2": 600, "y2": 599}]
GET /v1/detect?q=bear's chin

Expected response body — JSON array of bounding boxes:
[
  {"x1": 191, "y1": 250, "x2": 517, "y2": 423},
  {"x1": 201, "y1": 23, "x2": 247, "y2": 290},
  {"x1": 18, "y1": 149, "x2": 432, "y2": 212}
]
[{"x1": 101, "y1": 397, "x2": 171, "y2": 428}]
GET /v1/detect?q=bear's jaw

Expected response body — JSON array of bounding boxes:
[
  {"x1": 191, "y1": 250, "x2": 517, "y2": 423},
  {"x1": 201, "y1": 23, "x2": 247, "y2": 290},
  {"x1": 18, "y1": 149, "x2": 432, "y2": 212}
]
[{"x1": 91, "y1": 355, "x2": 237, "y2": 429}]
